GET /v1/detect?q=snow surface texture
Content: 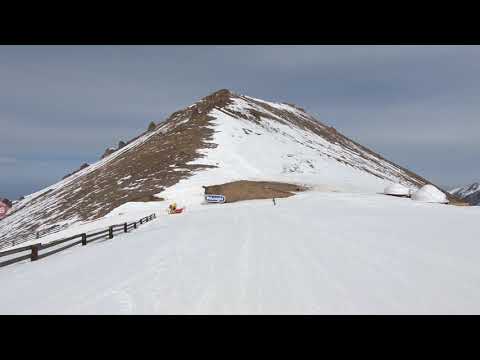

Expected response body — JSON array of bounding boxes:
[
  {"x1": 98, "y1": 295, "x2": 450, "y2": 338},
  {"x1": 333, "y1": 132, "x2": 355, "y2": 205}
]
[
  {"x1": 412, "y1": 185, "x2": 449, "y2": 204},
  {"x1": 384, "y1": 183, "x2": 410, "y2": 196},
  {"x1": 1, "y1": 191, "x2": 480, "y2": 315}
]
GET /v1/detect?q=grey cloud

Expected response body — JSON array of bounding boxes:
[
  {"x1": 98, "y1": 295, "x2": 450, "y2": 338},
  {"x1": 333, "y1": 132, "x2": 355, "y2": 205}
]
[
  {"x1": 0, "y1": 156, "x2": 17, "y2": 165},
  {"x1": 0, "y1": 45, "x2": 479, "y2": 199}
]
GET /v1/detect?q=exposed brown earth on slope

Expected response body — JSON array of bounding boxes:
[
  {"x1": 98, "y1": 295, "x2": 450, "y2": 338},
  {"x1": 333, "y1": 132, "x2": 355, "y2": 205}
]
[
  {"x1": 1, "y1": 90, "x2": 234, "y2": 240},
  {"x1": 203, "y1": 180, "x2": 307, "y2": 203},
  {"x1": 130, "y1": 194, "x2": 165, "y2": 202},
  {"x1": 448, "y1": 198, "x2": 471, "y2": 206}
]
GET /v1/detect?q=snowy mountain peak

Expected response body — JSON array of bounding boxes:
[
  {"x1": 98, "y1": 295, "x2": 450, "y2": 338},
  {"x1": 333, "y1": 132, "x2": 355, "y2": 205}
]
[
  {"x1": 450, "y1": 183, "x2": 480, "y2": 206},
  {"x1": 0, "y1": 90, "x2": 450, "y2": 248}
]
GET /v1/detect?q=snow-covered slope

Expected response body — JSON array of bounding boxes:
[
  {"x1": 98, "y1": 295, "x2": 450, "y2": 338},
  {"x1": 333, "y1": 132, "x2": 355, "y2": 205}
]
[
  {"x1": 450, "y1": 183, "x2": 480, "y2": 206},
  {"x1": 2, "y1": 191, "x2": 480, "y2": 315},
  {"x1": 0, "y1": 89, "x2": 442, "y2": 248},
  {"x1": 157, "y1": 94, "x2": 431, "y2": 208}
]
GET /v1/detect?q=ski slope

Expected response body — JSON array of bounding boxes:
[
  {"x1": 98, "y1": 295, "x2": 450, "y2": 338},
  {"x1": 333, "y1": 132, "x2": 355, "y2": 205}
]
[{"x1": 2, "y1": 191, "x2": 480, "y2": 315}]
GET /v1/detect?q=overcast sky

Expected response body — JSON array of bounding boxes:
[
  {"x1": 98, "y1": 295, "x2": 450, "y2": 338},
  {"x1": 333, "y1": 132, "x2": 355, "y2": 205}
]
[{"x1": 1, "y1": 45, "x2": 479, "y2": 199}]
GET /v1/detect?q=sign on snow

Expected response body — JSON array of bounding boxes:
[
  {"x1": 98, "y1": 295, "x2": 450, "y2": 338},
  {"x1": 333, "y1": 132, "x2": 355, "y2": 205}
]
[{"x1": 205, "y1": 194, "x2": 226, "y2": 203}]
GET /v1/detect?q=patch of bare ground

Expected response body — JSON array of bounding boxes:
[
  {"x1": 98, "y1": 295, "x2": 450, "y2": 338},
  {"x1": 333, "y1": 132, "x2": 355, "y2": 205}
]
[
  {"x1": 202, "y1": 180, "x2": 308, "y2": 203},
  {"x1": 130, "y1": 195, "x2": 165, "y2": 202},
  {"x1": 448, "y1": 198, "x2": 471, "y2": 206}
]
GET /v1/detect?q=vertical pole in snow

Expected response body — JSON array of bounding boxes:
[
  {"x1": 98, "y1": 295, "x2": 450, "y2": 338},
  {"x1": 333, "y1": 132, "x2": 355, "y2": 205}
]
[
  {"x1": 140, "y1": 218, "x2": 143, "y2": 225},
  {"x1": 31, "y1": 245, "x2": 39, "y2": 261},
  {"x1": 81, "y1": 233, "x2": 87, "y2": 246},
  {"x1": 109, "y1": 226, "x2": 113, "y2": 239},
  {"x1": 124, "y1": 223, "x2": 128, "y2": 233},
  {"x1": 134, "y1": 222, "x2": 137, "y2": 229}
]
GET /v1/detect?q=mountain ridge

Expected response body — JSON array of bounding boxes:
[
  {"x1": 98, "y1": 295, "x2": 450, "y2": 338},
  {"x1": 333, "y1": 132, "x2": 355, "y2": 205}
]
[
  {"x1": 0, "y1": 89, "x2": 458, "y2": 247},
  {"x1": 450, "y1": 183, "x2": 480, "y2": 205}
]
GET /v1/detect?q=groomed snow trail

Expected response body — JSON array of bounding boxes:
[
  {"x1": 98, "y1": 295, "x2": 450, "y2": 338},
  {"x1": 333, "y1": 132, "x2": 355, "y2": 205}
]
[{"x1": 1, "y1": 192, "x2": 480, "y2": 314}]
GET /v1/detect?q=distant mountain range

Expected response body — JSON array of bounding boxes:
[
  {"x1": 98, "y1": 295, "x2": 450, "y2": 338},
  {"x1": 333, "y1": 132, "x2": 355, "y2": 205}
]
[{"x1": 449, "y1": 183, "x2": 480, "y2": 206}]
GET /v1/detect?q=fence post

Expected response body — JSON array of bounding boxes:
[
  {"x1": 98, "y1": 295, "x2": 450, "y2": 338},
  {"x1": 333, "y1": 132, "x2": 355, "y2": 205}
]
[
  {"x1": 140, "y1": 218, "x2": 143, "y2": 225},
  {"x1": 124, "y1": 222, "x2": 128, "y2": 233},
  {"x1": 81, "y1": 233, "x2": 87, "y2": 246},
  {"x1": 134, "y1": 222, "x2": 137, "y2": 229},
  {"x1": 31, "y1": 245, "x2": 40, "y2": 261},
  {"x1": 109, "y1": 226, "x2": 114, "y2": 239}
]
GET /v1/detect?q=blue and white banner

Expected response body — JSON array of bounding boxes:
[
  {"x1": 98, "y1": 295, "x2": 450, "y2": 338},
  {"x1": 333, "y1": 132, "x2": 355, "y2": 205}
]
[{"x1": 205, "y1": 194, "x2": 226, "y2": 203}]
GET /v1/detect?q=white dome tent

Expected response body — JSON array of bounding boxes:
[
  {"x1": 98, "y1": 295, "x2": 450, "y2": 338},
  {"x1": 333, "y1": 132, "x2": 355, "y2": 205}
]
[
  {"x1": 411, "y1": 184, "x2": 449, "y2": 204},
  {"x1": 384, "y1": 183, "x2": 411, "y2": 197}
]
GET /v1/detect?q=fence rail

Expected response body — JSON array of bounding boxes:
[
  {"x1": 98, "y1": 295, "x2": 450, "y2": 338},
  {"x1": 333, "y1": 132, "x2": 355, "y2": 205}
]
[
  {"x1": 0, "y1": 213, "x2": 156, "y2": 269},
  {"x1": 0, "y1": 223, "x2": 70, "y2": 251}
]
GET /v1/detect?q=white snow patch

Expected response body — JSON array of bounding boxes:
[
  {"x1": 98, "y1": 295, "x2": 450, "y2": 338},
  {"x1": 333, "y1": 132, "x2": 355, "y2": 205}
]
[
  {"x1": 412, "y1": 185, "x2": 449, "y2": 204},
  {"x1": 384, "y1": 183, "x2": 411, "y2": 197}
]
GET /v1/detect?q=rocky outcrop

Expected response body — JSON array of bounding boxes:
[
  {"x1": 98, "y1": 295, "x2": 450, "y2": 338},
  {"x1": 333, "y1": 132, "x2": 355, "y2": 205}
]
[
  {"x1": 148, "y1": 121, "x2": 156, "y2": 132},
  {"x1": 101, "y1": 147, "x2": 117, "y2": 159},
  {"x1": 62, "y1": 163, "x2": 90, "y2": 180},
  {"x1": 100, "y1": 140, "x2": 127, "y2": 160},
  {"x1": 0, "y1": 198, "x2": 12, "y2": 207}
]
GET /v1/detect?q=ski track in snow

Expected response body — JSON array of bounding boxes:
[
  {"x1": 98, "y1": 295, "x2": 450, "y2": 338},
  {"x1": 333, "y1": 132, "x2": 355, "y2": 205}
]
[{"x1": 2, "y1": 191, "x2": 480, "y2": 314}]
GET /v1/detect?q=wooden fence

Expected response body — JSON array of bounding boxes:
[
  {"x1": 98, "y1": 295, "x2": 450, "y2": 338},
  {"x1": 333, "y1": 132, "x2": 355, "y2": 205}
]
[
  {"x1": 0, "y1": 223, "x2": 71, "y2": 251},
  {"x1": 0, "y1": 213, "x2": 156, "y2": 269}
]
